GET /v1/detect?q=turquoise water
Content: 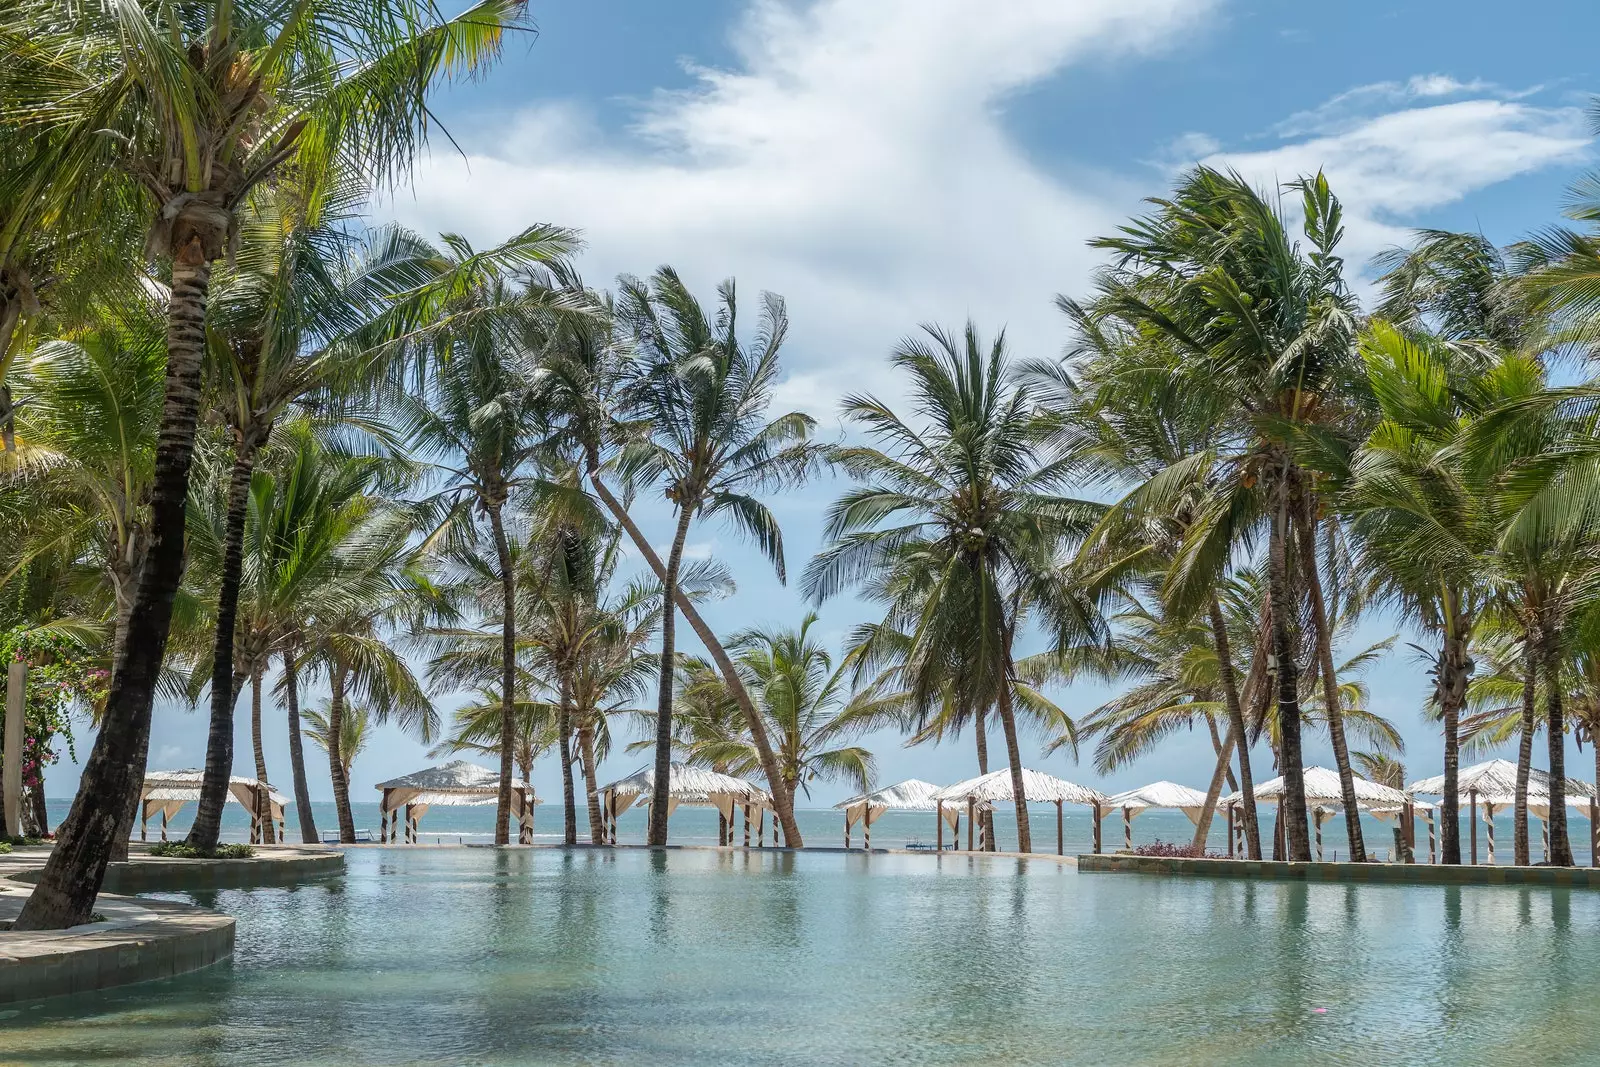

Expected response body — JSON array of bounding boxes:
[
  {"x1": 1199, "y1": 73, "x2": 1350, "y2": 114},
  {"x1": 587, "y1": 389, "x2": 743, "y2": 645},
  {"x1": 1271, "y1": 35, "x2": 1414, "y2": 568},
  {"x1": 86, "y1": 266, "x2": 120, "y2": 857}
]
[
  {"x1": 117, "y1": 797, "x2": 1593, "y2": 865},
  {"x1": 7, "y1": 847, "x2": 1600, "y2": 1065}
]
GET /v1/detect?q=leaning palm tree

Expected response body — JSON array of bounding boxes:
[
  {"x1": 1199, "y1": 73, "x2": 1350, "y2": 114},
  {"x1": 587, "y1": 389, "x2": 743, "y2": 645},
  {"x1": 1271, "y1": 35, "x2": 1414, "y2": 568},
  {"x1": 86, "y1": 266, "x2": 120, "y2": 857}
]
[
  {"x1": 613, "y1": 268, "x2": 820, "y2": 846},
  {"x1": 9, "y1": 0, "x2": 532, "y2": 929},
  {"x1": 807, "y1": 323, "x2": 1105, "y2": 853}
]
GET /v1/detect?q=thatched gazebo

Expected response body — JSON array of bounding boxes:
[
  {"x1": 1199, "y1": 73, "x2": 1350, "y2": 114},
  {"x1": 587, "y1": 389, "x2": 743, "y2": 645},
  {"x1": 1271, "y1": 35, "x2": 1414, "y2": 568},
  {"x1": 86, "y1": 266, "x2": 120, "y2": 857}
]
[
  {"x1": 931, "y1": 768, "x2": 1107, "y2": 855},
  {"x1": 834, "y1": 779, "x2": 953, "y2": 850},
  {"x1": 594, "y1": 762, "x2": 773, "y2": 845},
  {"x1": 140, "y1": 769, "x2": 290, "y2": 845},
  {"x1": 375, "y1": 760, "x2": 538, "y2": 844},
  {"x1": 1409, "y1": 759, "x2": 1596, "y2": 865},
  {"x1": 1105, "y1": 781, "x2": 1211, "y2": 852},
  {"x1": 1227, "y1": 766, "x2": 1409, "y2": 860}
]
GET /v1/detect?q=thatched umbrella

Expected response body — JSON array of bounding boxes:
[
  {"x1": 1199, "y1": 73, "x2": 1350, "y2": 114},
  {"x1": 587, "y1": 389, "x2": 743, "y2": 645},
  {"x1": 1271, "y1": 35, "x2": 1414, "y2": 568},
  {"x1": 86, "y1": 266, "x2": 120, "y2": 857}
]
[
  {"x1": 835, "y1": 779, "x2": 953, "y2": 850},
  {"x1": 140, "y1": 769, "x2": 291, "y2": 845},
  {"x1": 1227, "y1": 766, "x2": 1409, "y2": 861},
  {"x1": 931, "y1": 768, "x2": 1106, "y2": 855},
  {"x1": 375, "y1": 760, "x2": 538, "y2": 844},
  {"x1": 1105, "y1": 781, "x2": 1211, "y2": 852},
  {"x1": 1409, "y1": 759, "x2": 1595, "y2": 865},
  {"x1": 594, "y1": 762, "x2": 772, "y2": 846}
]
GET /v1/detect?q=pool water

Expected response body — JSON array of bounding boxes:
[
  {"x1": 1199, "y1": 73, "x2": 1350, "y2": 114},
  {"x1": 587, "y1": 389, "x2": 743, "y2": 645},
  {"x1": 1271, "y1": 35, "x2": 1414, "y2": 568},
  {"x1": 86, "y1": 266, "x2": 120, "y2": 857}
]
[{"x1": 6, "y1": 848, "x2": 1600, "y2": 1065}]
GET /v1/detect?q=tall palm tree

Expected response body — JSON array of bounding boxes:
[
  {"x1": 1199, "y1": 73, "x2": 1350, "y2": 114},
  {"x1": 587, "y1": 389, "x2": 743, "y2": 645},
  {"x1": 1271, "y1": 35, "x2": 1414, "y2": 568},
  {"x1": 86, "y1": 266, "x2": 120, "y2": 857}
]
[
  {"x1": 614, "y1": 268, "x2": 820, "y2": 846},
  {"x1": 1082, "y1": 169, "x2": 1364, "y2": 862},
  {"x1": 807, "y1": 323, "x2": 1104, "y2": 853},
  {"x1": 399, "y1": 242, "x2": 559, "y2": 848},
  {"x1": 8, "y1": 0, "x2": 531, "y2": 929}
]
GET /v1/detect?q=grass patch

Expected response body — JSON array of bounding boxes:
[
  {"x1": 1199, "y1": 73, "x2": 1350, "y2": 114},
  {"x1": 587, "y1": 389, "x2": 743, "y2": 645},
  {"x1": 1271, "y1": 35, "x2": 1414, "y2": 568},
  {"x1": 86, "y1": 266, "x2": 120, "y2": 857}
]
[{"x1": 148, "y1": 841, "x2": 256, "y2": 860}]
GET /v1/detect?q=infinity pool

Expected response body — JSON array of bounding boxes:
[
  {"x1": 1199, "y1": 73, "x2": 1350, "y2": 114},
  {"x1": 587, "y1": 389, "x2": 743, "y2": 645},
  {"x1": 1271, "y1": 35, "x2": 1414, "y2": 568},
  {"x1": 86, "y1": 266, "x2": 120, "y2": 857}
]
[{"x1": 6, "y1": 848, "x2": 1599, "y2": 1065}]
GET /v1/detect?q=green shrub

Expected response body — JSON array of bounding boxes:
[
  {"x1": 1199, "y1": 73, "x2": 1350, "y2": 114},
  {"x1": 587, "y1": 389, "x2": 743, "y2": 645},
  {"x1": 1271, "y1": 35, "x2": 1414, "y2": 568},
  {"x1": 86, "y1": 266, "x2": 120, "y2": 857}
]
[
  {"x1": 0, "y1": 840, "x2": 11, "y2": 855},
  {"x1": 148, "y1": 841, "x2": 256, "y2": 859}
]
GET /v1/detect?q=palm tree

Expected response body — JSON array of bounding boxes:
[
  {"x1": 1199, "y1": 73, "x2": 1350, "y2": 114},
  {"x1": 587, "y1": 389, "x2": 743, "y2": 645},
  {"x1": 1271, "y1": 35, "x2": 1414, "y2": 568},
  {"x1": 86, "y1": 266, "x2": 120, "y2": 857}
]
[
  {"x1": 429, "y1": 694, "x2": 557, "y2": 787},
  {"x1": 399, "y1": 242, "x2": 559, "y2": 848},
  {"x1": 717, "y1": 615, "x2": 877, "y2": 801},
  {"x1": 613, "y1": 268, "x2": 820, "y2": 846},
  {"x1": 9, "y1": 0, "x2": 531, "y2": 929},
  {"x1": 303, "y1": 700, "x2": 370, "y2": 785},
  {"x1": 807, "y1": 323, "x2": 1104, "y2": 853},
  {"x1": 1082, "y1": 168, "x2": 1365, "y2": 862}
]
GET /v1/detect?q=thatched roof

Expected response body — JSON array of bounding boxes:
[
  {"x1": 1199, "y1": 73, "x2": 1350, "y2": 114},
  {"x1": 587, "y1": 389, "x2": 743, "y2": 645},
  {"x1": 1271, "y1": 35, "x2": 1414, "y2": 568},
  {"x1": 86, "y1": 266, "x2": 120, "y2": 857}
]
[
  {"x1": 836, "y1": 779, "x2": 952, "y2": 829},
  {"x1": 595, "y1": 762, "x2": 772, "y2": 821},
  {"x1": 1227, "y1": 766, "x2": 1407, "y2": 808},
  {"x1": 1106, "y1": 781, "x2": 1212, "y2": 825},
  {"x1": 931, "y1": 768, "x2": 1105, "y2": 806},
  {"x1": 141, "y1": 769, "x2": 290, "y2": 807},
  {"x1": 375, "y1": 760, "x2": 533, "y2": 814},
  {"x1": 1408, "y1": 758, "x2": 1595, "y2": 801}
]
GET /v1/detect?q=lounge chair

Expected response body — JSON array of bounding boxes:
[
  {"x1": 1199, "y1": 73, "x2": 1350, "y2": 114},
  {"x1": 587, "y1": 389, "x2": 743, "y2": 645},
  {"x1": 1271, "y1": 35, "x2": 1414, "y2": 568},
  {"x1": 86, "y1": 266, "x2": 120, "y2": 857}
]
[{"x1": 320, "y1": 829, "x2": 374, "y2": 844}]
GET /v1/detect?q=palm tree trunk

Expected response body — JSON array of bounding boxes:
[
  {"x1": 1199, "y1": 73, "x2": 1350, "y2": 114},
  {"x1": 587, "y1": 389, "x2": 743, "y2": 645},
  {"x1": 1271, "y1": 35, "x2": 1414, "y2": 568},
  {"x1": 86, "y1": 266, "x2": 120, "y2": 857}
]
[
  {"x1": 1205, "y1": 716, "x2": 1238, "y2": 792},
  {"x1": 1437, "y1": 627, "x2": 1467, "y2": 866},
  {"x1": 973, "y1": 706, "x2": 995, "y2": 850},
  {"x1": 283, "y1": 649, "x2": 318, "y2": 844},
  {"x1": 995, "y1": 677, "x2": 1031, "y2": 853},
  {"x1": 649, "y1": 506, "x2": 695, "y2": 846},
  {"x1": 579, "y1": 720, "x2": 604, "y2": 844},
  {"x1": 487, "y1": 503, "x2": 516, "y2": 847},
  {"x1": 1267, "y1": 473, "x2": 1311, "y2": 862},
  {"x1": 558, "y1": 670, "x2": 577, "y2": 845},
  {"x1": 15, "y1": 248, "x2": 215, "y2": 930},
  {"x1": 587, "y1": 468, "x2": 804, "y2": 846},
  {"x1": 0, "y1": 288, "x2": 22, "y2": 452},
  {"x1": 189, "y1": 443, "x2": 260, "y2": 851},
  {"x1": 107, "y1": 576, "x2": 142, "y2": 863},
  {"x1": 250, "y1": 666, "x2": 275, "y2": 844},
  {"x1": 328, "y1": 662, "x2": 356, "y2": 844},
  {"x1": 1293, "y1": 495, "x2": 1366, "y2": 862},
  {"x1": 1546, "y1": 626, "x2": 1574, "y2": 866},
  {"x1": 1513, "y1": 624, "x2": 1538, "y2": 866},
  {"x1": 1198, "y1": 595, "x2": 1260, "y2": 855}
]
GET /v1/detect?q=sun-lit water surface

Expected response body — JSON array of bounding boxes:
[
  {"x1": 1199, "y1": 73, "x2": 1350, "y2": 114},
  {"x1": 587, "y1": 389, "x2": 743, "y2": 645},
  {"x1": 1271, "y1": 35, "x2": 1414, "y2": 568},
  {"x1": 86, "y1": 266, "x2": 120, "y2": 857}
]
[{"x1": 6, "y1": 847, "x2": 1600, "y2": 1066}]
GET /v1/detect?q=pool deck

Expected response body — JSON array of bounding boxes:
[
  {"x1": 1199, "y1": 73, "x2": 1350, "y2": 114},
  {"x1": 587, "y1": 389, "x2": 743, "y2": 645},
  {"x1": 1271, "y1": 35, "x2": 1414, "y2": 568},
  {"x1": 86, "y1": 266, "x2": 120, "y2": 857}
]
[
  {"x1": 0, "y1": 844, "x2": 343, "y2": 1006},
  {"x1": 1078, "y1": 851, "x2": 1600, "y2": 887}
]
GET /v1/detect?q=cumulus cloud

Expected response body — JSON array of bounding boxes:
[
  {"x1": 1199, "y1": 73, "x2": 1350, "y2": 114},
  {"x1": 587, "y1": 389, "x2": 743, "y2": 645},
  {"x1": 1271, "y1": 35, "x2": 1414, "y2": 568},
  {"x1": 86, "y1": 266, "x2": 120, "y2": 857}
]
[
  {"x1": 1206, "y1": 94, "x2": 1591, "y2": 274},
  {"x1": 389, "y1": 0, "x2": 1216, "y2": 413},
  {"x1": 388, "y1": 1, "x2": 1592, "y2": 421}
]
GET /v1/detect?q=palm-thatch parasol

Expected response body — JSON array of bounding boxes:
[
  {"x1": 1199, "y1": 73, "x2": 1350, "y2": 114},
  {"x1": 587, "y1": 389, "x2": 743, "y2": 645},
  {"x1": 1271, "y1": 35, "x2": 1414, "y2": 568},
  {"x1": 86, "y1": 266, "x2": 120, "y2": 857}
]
[
  {"x1": 1225, "y1": 766, "x2": 1410, "y2": 861},
  {"x1": 932, "y1": 768, "x2": 1107, "y2": 855},
  {"x1": 1407, "y1": 758, "x2": 1596, "y2": 864},
  {"x1": 1105, "y1": 781, "x2": 1212, "y2": 852},
  {"x1": 140, "y1": 769, "x2": 291, "y2": 845},
  {"x1": 375, "y1": 760, "x2": 538, "y2": 844},
  {"x1": 834, "y1": 779, "x2": 953, "y2": 850},
  {"x1": 593, "y1": 762, "x2": 773, "y2": 846}
]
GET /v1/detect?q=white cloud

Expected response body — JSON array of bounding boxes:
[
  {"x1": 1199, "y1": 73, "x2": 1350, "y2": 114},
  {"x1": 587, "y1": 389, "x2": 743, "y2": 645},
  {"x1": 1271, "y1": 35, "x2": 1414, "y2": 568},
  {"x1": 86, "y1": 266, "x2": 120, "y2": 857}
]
[
  {"x1": 389, "y1": 0, "x2": 1216, "y2": 417},
  {"x1": 1207, "y1": 95, "x2": 1591, "y2": 273}
]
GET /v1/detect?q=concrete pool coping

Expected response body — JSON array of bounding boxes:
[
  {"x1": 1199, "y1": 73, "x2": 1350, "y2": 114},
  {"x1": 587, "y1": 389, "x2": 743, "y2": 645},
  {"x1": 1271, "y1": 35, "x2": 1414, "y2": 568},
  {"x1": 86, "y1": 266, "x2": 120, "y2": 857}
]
[
  {"x1": 0, "y1": 844, "x2": 344, "y2": 1006},
  {"x1": 1077, "y1": 851, "x2": 1600, "y2": 887}
]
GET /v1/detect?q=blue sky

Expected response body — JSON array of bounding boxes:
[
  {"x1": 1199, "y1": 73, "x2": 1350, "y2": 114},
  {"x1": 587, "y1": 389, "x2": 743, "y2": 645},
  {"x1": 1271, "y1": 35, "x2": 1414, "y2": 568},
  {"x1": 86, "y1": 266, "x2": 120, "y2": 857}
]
[{"x1": 53, "y1": 0, "x2": 1600, "y2": 810}]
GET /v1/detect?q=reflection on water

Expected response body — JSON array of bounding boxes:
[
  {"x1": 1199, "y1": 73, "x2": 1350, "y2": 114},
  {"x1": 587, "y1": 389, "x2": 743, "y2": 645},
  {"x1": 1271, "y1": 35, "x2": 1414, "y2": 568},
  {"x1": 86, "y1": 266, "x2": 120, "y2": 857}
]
[{"x1": 7, "y1": 848, "x2": 1600, "y2": 1065}]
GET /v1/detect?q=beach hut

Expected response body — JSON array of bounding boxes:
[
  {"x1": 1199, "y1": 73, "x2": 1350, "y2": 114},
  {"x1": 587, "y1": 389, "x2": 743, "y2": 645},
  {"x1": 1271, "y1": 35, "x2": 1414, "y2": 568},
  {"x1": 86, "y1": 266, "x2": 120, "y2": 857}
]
[
  {"x1": 594, "y1": 762, "x2": 772, "y2": 846},
  {"x1": 835, "y1": 779, "x2": 954, "y2": 850},
  {"x1": 1226, "y1": 766, "x2": 1409, "y2": 860},
  {"x1": 931, "y1": 768, "x2": 1107, "y2": 855},
  {"x1": 1408, "y1": 759, "x2": 1596, "y2": 865},
  {"x1": 1105, "y1": 781, "x2": 1211, "y2": 852},
  {"x1": 139, "y1": 769, "x2": 290, "y2": 845},
  {"x1": 375, "y1": 760, "x2": 538, "y2": 844}
]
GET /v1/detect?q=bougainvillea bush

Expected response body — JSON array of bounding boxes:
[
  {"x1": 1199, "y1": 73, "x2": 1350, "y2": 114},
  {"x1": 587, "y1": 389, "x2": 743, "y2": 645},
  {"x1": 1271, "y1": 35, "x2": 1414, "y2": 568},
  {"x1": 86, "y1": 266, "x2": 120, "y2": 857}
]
[
  {"x1": 1130, "y1": 839, "x2": 1225, "y2": 859},
  {"x1": 1, "y1": 626, "x2": 107, "y2": 804}
]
